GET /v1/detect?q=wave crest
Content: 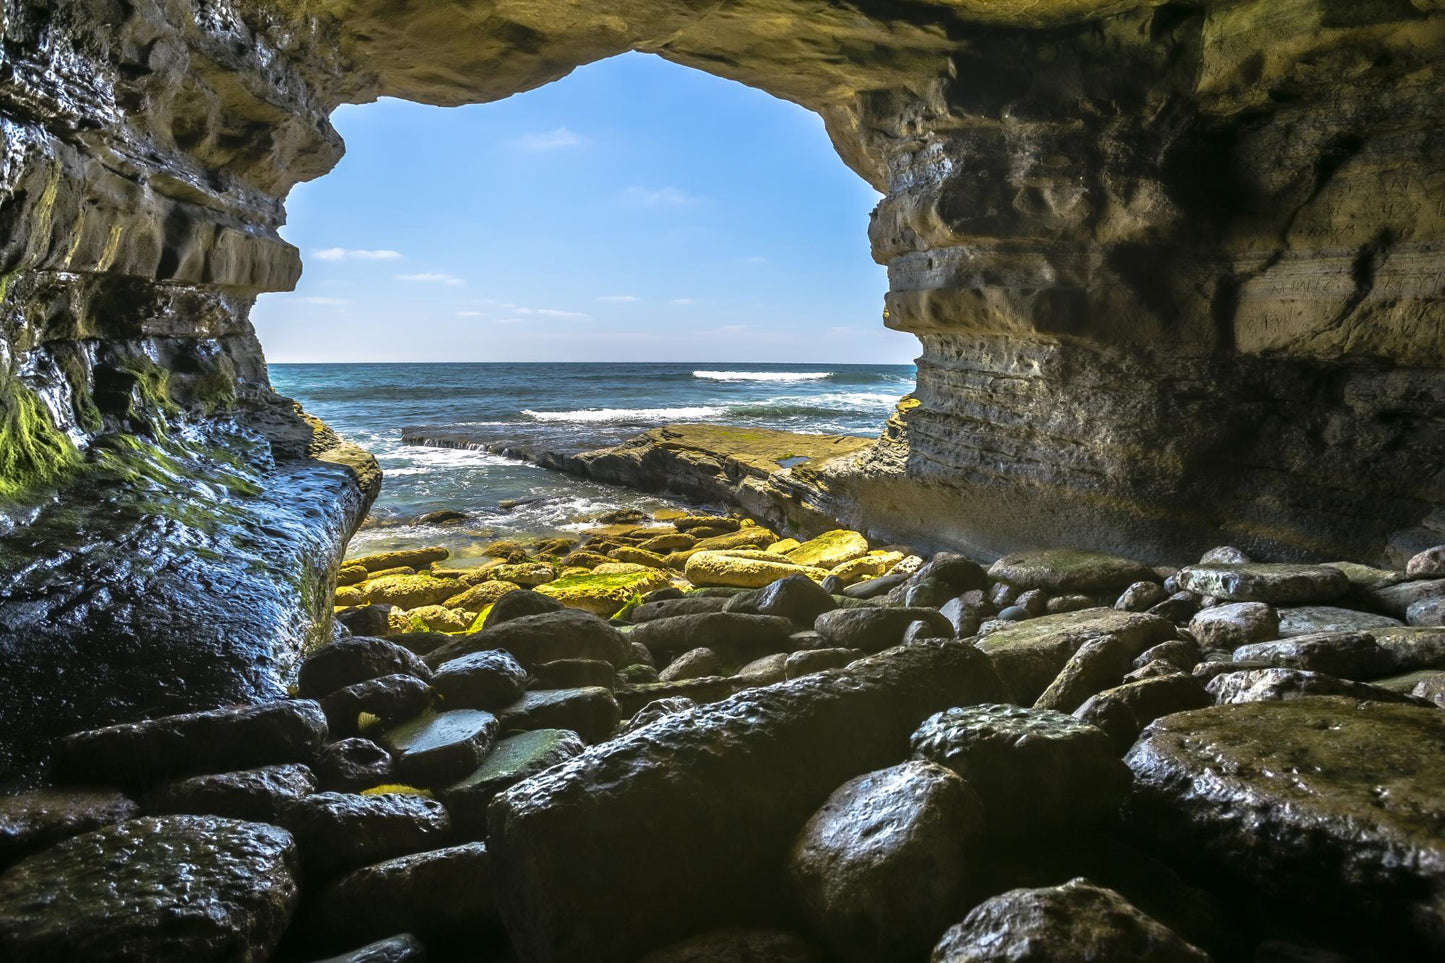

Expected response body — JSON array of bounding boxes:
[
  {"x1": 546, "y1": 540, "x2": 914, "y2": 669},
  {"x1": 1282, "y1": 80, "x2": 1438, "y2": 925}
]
[
  {"x1": 692, "y1": 370, "x2": 831, "y2": 382},
  {"x1": 522, "y1": 406, "x2": 726, "y2": 423}
]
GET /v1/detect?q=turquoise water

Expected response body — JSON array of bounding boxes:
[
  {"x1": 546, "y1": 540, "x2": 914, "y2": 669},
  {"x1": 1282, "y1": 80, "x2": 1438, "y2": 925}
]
[{"x1": 268, "y1": 362, "x2": 915, "y2": 559}]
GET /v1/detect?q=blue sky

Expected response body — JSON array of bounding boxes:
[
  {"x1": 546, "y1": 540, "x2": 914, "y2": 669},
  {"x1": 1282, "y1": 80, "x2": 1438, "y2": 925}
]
[{"x1": 251, "y1": 52, "x2": 917, "y2": 364}]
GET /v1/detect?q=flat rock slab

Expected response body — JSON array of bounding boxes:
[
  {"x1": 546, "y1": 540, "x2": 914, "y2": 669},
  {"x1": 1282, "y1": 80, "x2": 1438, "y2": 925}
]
[
  {"x1": 1205, "y1": 668, "x2": 1432, "y2": 706},
  {"x1": 1277, "y1": 605, "x2": 1404, "y2": 637},
  {"x1": 487, "y1": 639, "x2": 1008, "y2": 963},
  {"x1": 1125, "y1": 698, "x2": 1445, "y2": 954},
  {"x1": 988, "y1": 550, "x2": 1158, "y2": 594},
  {"x1": 441, "y1": 729, "x2": 585, "y2": 837},
  {"x1": 380, "y1": 710, "x2": 499, "y2": 787},
  {"x1": 1175, "y1": 564, "x2": 1350, "y2": 604},
  {"x1": 974, "y1": 608, "x2": 1175, "y2": 705},
  {"x1": 0, "y1": 788, "x2": 138, "y2": 866},
  {"x1": 0, "y1": 815, "x2": 299, "y2": 962},
  {"x1": 1232, "y1": 631, "x2": 1393, "y2": 680},
  {"x1": 931, "y1": 878, "x2": 1209, "y2": 963},
  {"x1": 495, "y1": 687, "x2": 620, "y2": 744},
  {"x1": 280, "y1": 792, "x2": 451, "y2": 878},
  {"x1": 430, "y1": 650, "x2": 528, "y2": 711},
  {"x1": 298, "y1": 637, "x2": 432, "y2": 700},
  {"x1": 51, "y1": 700, "x2": 328, "y2": 787},
  {"x1": 425, "y1": 609, "x2": 629, "y2": 670},
  {"x1": 146, "y1": 763, "x2": 316, "y2": 823}
]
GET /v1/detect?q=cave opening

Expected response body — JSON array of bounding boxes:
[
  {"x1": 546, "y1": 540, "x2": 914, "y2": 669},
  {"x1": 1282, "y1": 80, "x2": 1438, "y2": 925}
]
[{"x1": 252, "y1": 52, "x2": 920, "y2": 563}]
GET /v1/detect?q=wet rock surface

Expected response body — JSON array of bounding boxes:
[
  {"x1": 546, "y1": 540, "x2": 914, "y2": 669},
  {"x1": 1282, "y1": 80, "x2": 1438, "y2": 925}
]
[
  {"x1": 146, "y1": 764, "x2": 317, "y2": 823},
  {"x1": 0, "y1": 788, "x2": 138, "y2": 866}
]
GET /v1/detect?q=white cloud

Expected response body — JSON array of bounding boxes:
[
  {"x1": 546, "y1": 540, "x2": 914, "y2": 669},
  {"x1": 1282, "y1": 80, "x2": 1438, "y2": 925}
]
[
  {"x1": 669, "y1": 298, "x2": 697, "y2": 306},
  {"x1": 740, "y1": 255, "x2": 768, "y2": 264},
  {"x1": 516, "y1": 307, "x2": 591, "y2": 320},
  {"x1": 397, "y1": 272, "x2": 465, "y2": 286},
  {"x1": 299, "y1": 296, "x2": 349, "y2": 306},
  {"x1": 597, "y1": 295, "x2": 640, "y2": 303},
  {"x1": 313, "y1": 248, "x2": 402, "y2": 262},
  {"x1": 456, "y1": 310, "x2": 484, "y2": 318},
  {"x1": 509, "y1": 127, "x2": 587, "y2": 151},
  {"x1": 493, "y1": 318, "x2": 524, "y2": 325},
  {"x1": 623, "y1": 186, "x2": 697, "y2": 206}
]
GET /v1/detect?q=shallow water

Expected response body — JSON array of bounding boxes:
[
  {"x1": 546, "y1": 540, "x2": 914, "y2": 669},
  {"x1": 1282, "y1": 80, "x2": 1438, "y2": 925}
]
[{"x1": 268, "y1": 362, "x2": 915, "y2": 560}]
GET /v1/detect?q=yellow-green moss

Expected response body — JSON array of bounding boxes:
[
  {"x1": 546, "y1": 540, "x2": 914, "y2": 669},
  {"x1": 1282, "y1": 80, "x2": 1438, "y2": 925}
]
[
  {"x1": 117, "y1": 355, "x2": 179, "y2": 421},
  {"x1": 0, "y1": 382, "x2": 79, "y2": 500}
]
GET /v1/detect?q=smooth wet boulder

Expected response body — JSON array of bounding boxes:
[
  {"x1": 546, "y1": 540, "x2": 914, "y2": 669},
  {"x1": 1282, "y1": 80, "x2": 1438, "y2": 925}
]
[
  {"x1": 299, "y1": 637, "x2": 432, "y2": 700},
  {"x1": 639, "y1": 928, "x2": 821, "y2": 963},
  {"x1": 843, "y1": 572, "x2": 906, "y2": 599},
  {"x1": 630, "y1": 612, "x2": 796, "y2": 661},
  {"x1": 535, "y1": 569, "x2": 674, "y2": 616},
  {"x1": 352, "y1": 548, "x2": 450, "y2": 573},
  {"x1": 379, "y1": 710, "x2": 499, "y2": 786},
  {"x1": 487, "y1": 639, "x2": 1009, "y2": 963},
  {"x1": 479, "y1": 588, "x2": 564, "y2": 628},
  {"x1": 426, "y1": 608, "x2": 629, "y2": 670},
  {"x1": 308, "y1": 933, "x2": 427, "y2": 962},
  {"x1": 1074, "y1": 676, "x2": 1211, "y2": 753},
  {"x1": 320, "y1": 674, "x2": 434, "y2": 736},
  {"x1": 726, "y1": 574, "x2": 837, "y2": 625},
  {"x1": 1277, "y1": 605, "x2": 1404, "y2": 637},
  {"x1": 788, "y1": 761, "x2": 984, "y2": 962},
  {"x1": 441, "y1": 729, "x2": 585, "y2": 837},
  {"x1": 784, "y1": 648, "x2": 863, "y2": 679},
  {"x1": 495, "y1": 687, "x2": 620, "y2": 743},
  {"x1": 1408, "y1": 547, "x2": 1445, "y2": 579},
  {"x1": 1205, "y1": 668, "x2": 1433, "y2": 706},
  {"x1": 280, "y1": 792, "x2": 451, "y2": 878},
  {"x1": 1175, "y1": 564, "x2": 1350, "y2": 604},
  {"x1": 304, "y1": 842, "x2": 499, "y2": 951},
  {"x1": 1125, "y1": 698, "x2": 1445, "y2": 955},
  {"x1": 51, "y1": 700, "x2": 328, "y2": 787},
  {"x1": 146, "y1": 763, "x2": 316, "y2": 823},
  {"x1": 429, "y1": 650, "x2": 528, "y2": 710},
  {"x1": 659, "y1": 647, "x2": 724, "y2": 682},
  {"x1": 989, "y1": 550, "x2": 1158, "y2": 594},
  {"x1": 1032, "y1": 635, "x2": 1134, "y2": 714},
  {"x1": 930, "y1": 878, "x2": 1209, "y2": 963},
  {"x1": 336, "y1": 604, "x2": 394, "y2": 638},
  {"x1": 529, "y1": 658, "x2": 615, "y2": 691},
  {"x1": 1232, "y1": 631, "x2": 1394, "y2": 680},
  {"x1": 910, "y1": 704, "x2": 1127, "y2": 833},
  {"x1": 0, "y1": 788, "x2": 138, "y2": 866},
  {"x1": 1188, "y1": 602, "x2": 1279, "y2": 650},
  {"x1": 813, "y1": 607, "x2": 954, "y2": 653},
  {"x1": 974, "y1": 609, "x2": 1176, "y2": 705},
  {"x1": 785, "y1": 530, "x2": 870, "y2": 570},
  {"x1": 315, "y1": 738, "x2": 394, "y2": 793},
  {"x1": 0, "y1": 815, "x2": 299, "y2": 962},
  {"x1": 684, "y1": 551, "x2": 828, "y2": 589},
  {"x1": 630, "y1": 596, "x2": 729, "y2": 622}
]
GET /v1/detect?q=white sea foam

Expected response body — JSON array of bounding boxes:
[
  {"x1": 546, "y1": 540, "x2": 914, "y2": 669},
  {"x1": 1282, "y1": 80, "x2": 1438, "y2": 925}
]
[
  {"x1": 522, "y1": 406, "x2": 726, "y2": 423},
  {"x1": 692, "y1": 370, "x2": 831, "y2": 382},
  {"x1": 381, "y1": 446, "x2": 521, "y2": 475}
]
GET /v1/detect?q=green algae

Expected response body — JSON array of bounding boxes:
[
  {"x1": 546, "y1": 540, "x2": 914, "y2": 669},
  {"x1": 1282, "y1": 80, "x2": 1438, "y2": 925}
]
[{"x1": 0, "y1": 380, "x2": 80, "y2": 500}]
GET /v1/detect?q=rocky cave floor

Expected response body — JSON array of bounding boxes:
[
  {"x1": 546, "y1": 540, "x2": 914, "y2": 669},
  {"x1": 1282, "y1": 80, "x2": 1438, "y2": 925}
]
[{"x1": 2, "y1": 517, "x2": 1445, "y2": 962}]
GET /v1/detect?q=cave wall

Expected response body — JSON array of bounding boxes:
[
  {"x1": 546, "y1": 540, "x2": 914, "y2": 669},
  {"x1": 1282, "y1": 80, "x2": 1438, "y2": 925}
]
[{"x1": 0, "y1": 0, "x2": 1442, "y2": 771}]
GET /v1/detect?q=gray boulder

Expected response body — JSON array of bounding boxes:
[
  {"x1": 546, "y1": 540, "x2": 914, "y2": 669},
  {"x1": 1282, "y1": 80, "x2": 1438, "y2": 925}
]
[
  {"x1": 1188, "y1": 602, "x2": 1279, "y2": 650},
  {"x1": 299, "y1": 637, "x2": 432, "y2": 700},
  {"x1": 429, "y1": 650, "x2": 527, "y2": 710},
  {"x1": 146, "y1": 763, "x2": 316, "y2": 823},
  {"x1": 380, "y1": 710, "x2": 499, "y2": 786},
  {"x1": 1232, "y1": 631, "x2": 1394, "y2": 680},
  {"x1": 813, "y1": 607, "x2": 955, "y2": 653},
  {"x1": 280, "y1": 792, "x2": 451, "y2": 877},
  {"x1": 1176, "y1": 564, "x2": 1350, "y2": 604}
]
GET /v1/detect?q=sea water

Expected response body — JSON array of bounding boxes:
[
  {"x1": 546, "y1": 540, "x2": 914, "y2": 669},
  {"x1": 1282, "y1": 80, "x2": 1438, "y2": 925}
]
[{"x1": 268, "y1": 362, "x2": 915, "y2": 560}]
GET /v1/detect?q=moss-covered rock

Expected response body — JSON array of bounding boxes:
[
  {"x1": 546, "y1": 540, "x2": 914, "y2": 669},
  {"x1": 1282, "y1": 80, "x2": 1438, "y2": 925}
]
[
  {"x1": 351, "y1": 547, "x2": 451, "y2": 573},
  {"x1": 443, "y1": 581, "x2": 522, "y2": 611},
  {"x1": 638, "y1": 533, "x2": 696, "y2": 554},
  {"x1": 786, "y1": 530, "x2": 870, "y2": 569},
  {"x1": 536, "y1": 569, "x2": 676, "y2": 616},
  {"x1": 685, "y1": 550, "x2": 830, "y2": 589},
  {"x1": 396, "y1": 605, "x2": 471, "y2": 633},
  {"x1": 609, "y1": 545, "x2": 669, "y2": 568},
  {"x1": 830, "y1": 552, "x2": 902, "y2": 585},
  {"x1": 358, "y1": 573, "x2": 465, "y2": 609},
  {"x1": 560, "y1": 551, "x2": 612, "y2": 569},
  {"x1": 592, "y1": 562, "x2": 652, "y2": 575},
  {"x1": 489, "y1": 563, "x2": 557, "y2": 587},
  {"x1": 768, "y1": 538, "x2": 802, "y2": 555},
  {"x1": 0, "y1": 378, "x2": 79, "y2": 501}
]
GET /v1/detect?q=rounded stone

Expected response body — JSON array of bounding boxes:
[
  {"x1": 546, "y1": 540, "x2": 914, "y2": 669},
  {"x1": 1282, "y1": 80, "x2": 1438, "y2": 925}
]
[
  {"x1": 430, "y1": 650, "x2": 528, "y2": 710},
  {"x1": 1175, "y1": 564, "x2": 1350, "y2": 604},
  {"x1": 299, "y1": 637, "x2": 432, "y2": 700},
  {"x1": 1188, "y1": 602, "x2": 1279, "y2": 650},
  {"x1": 1407, "y1": 546, "x2": 1445, "y2": 580},
  {"x1": 380, "y1": 709, "x2": 499, "y2": 786},
  {"x1": 0, "y1": 815, "x2": 300, "y2": 962}
]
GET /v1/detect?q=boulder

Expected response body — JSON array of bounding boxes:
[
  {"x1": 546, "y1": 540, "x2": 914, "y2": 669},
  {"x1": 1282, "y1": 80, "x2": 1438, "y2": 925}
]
[
  {"x1": 1363, "y1": 578, "x2": 1445, "y2": 619},
  {"x1": 51, "y1": 700, "x2": 328, "y2": 787},
  {"x1": 829, "y1": 554, "x2": 898, "y2": 585},
  {"x1": 315, "y1": 738, "x2": 393, "y2": 794},
  {"x1": 630, "y1": 612, "x2": 796, "y2": 661},
  {"x1": 1116, "y1": 581, "x2": 1170, "y2": 613},
  {"x1": 1205, "y1": 668, "x2": 1434, "y2": 706},
  {"x1": 319, "y1": 674, "x2": 434, "y2": 737},
  {"x1": 1125, "y1": 698, "x2": 1445, "y2": 955},
  {"x1": 351, "y1": 548, "x2": 450, "y2": 573},
  {"x1": 1200, "y1": 546, "x2": 1251, "y2": 565},
  {"x1": 1407, "y1": 546, "x2": 1445, "y2": 580},
  {"x1": 939, "y1": 595, "x2": 986, "y2": 637},
  {"x1": 441, "y1": 729, "x2": 585, "y2": 837},
  {"x1": 279, "y1": 792, "x2": 451, "y2": 878},
  {"x1": 357, "y1": 574, "x2": 465, "y2": 609},
  {"x1": 638, "y1": 928, "x2": 821, "y2": 963},
  {"x1": 630, "y1": 596, "x2": 729, "y2": 622},
  {"x1": 1133, "y1": 639, "x2": 1201, "y2": 673},
  {"x1": 0, "y1": 788, "x2": 138, "y2": 866},
  {"x1": 911, "y1": 704, "x2": 1128, "y2": 833},
  {"x1": 1074, "y1": 676, "x2": 1211, "y2": 753},
  {"x1": 1409, "y1": 597, "x2": 1445, "y2": 627},
  {"x1": 622, "y1": 697, "x2": 698, "y2": 734},
  {"x1": 813, "y1": 607, "x2": 955, "y2": 653},
  {"x1": 379, "y1": 710, "x2": 499, "y2": 787},
  {"x1": 1032, "y1": 635, "x2": 1134, "y2": 714},
  {"x1": 931, "y1": 878, "x2": 1209, "y2": 963},
  {"x1": 480, "y1": 589, "x2": 564, "y2": 628},
  {"x1": 442, "y1": 580, "x2": 522, "y2": 612},
  {"x1": 975, "y1": 609, "x2": 1176, "y2": 705},
  {"x1": 146, "y1": 763, "x2": 316, "y2": 823},
  {"x1": 307, "y1": 934, "x2": 426, "y2": 962},
  {"x1": 989, "y1": 550, "x2": 1158, "y2": 594},
  {"x1": 843, "y1": 573, "x2": 906, "y2": 599},
  {"x1": 1146, "y1": 592, "x2": 1200, "y2": 623},
  {"x1": 395, "y1": 605, "x2": 469, "y2": 634},
  {"x1": 784, "y1": 530, "x2": 870, "y2": 570},
  {"x1": 1374, "y1": 627, "x2": 1445, "y2": 672},
  {"x1": 426, "y1": 609, "x2": 629, "y2": 670},
  {"x1": 336, "y1": 605, "x2": 394, "y2": 638},
  {"x1": 430, "y1": 650, "x2": 528, "y2": 710},
  {"x1": 299, "y1": 637, "x2": 432, "y2": 700},
  {"x1": 728, "y1": 574, "x2": 837, "y2": 625},
  {"x1": 685, "y1": 551, "x2": 828, "y2": 589},
  {"x1": 535, "y1": 569, "x2": 674, "y2": 616},
  {"x1": 529, "y1": 658, "x2": 616, "y2": 691},
  {"x1": 1188, "y1": 602, "x2": 1279, "y2": 650},
  {"x1": 496, "y1": 687, "x2": 621, "y2": 743},
  {"x1": 304, "y1": 842, "x2": 499, "y2": 950},
  {"x1": 1277, "y1": 605, "x2": 1404, "y2": 637},
  {"x1": 660, "y1": 647, "x2": 724, "y2": 682},
  {"x1": 486, "y1": 639, "x2": 1009, "y2": 963},
  {"x1": 1175, "y1": 564, "x2": 1350, "y2": 604},
  {"x1": 734, "y1": 653, "x2": 790, "y2": 686},
  {"x1": 0, "y1": 815, "x2": 299, "y2": 962},
  {"x1": 488, "y1": 563, "x2": 556, "y2": 587},
  {"x1": 615, "y1": 678, "x2": 737, "y2": 717},
  {"x1": 789, "y1": 761, "x2": 984, "y2": 962},
  {"x1": 784, "y1": 648, "x2": 863, "y2": 679},
  {"x1": 1232, "y1": 631, "x2": 1394, "y2": 680}
]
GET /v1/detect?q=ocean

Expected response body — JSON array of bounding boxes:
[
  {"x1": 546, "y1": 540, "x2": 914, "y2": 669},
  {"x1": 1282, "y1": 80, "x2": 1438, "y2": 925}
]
[{"x1": 267, "y1": 362, "x2": 916, "y2": 561}]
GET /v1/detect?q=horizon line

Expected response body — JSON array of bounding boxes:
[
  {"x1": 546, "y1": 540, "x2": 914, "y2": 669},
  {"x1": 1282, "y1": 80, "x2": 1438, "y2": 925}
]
[{"x1": 265, "y1": 359, "x2": 919, "y2": 366}]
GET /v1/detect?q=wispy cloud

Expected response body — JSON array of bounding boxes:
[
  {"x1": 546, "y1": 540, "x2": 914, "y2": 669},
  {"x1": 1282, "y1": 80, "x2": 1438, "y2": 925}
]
[
  {"x1": 508, "y1": 127, "x2": 587, "y2": 151},
  {"x1": 456, "y1": 310, "x2": 484, "y2": 318},
  {"x1": 623, "y1": 186, "x2": 697, "y2": 206},
  {"x1": 397, "y1": 272, "x2": 465, "y2": 286},
  {"x1": 669, "y1": 298, "x2": 697, "y2": 306},
  {"x1": 516, "y1": 307, "x2": 591, "y2": 320},
  {"x1": 597, "y1": 295, "x2": 640, "y2": 303},
  {"x1": 313, "y1": 248, "x2": 402, "y2": 262},
  {"x1": 739, "y1": 255, "x2": 768, "y2": 264},
  {"x1": 299, "y1": 296, "x2": 350, "y2": 306}
]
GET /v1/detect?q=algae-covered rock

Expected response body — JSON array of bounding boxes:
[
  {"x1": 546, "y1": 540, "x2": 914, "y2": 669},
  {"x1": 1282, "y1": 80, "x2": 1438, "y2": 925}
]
[
  {"x1": 496, "y1": 687, "x2": 622, "y2": 743},
  {"x1": 0, "y1": 815, "x2": 299, "y2": 962},
  {"x1": 380, "y1": 709, "x2": 499, "y2": 786},
  {"x1": 444, "y1": 581, "x2": 522, "y2": 611},
  {"x1": 988, "y1": 550, "x2": 1159, "y2": 594},
  {"x1": 536, "y1": 569, "x2": 675, "y2": 616},
  {"x1": 1175, "y1": 564, "x2": 1350, "y2": 604},
  {"x1": 489, "y1": 563, "x2": 556, "y2": 587},
  {"x1": 610, "y1": 546, "x2": 669, "y2": 568},
  {"x1": 395, "y1": 604, "x2": 469, "y2": 633},
  {"x1": 442, "y1": 729, "x2": 585, "y2": 836},
  {"x1": 351, "y1": 547, "x2": 450, "y2": 573},
  {"x1": 828, "y1": 553, "x2": 900, "y2": 585},
  {"x1": 692, "y1": 527, "x2": 779, "y2": 553},
  {"x1": 785, "y1": 530, "x2": 870, "y2": 570},
  {"x1": 685, "y1": 551, "x2": 828, "y2": 588},
  {"x1": 358, "y1": 573, "x2": 465, "y2": 609}
]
